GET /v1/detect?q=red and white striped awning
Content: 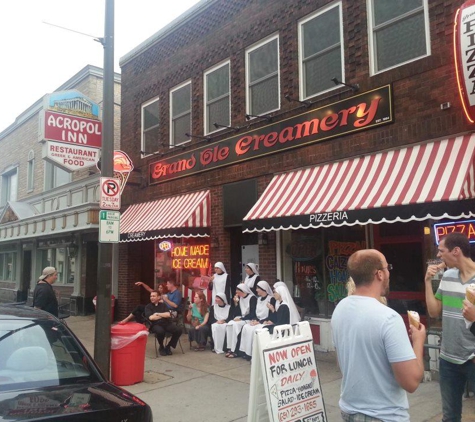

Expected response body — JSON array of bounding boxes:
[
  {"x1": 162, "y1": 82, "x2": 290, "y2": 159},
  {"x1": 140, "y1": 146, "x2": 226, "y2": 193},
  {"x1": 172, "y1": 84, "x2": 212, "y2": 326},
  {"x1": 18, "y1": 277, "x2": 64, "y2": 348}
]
[
  {"x1": 243, "y1": 134, "x2": 475, "y2": 232},
  {"x1": 120, "y1": 190, "x2": 210, "y2": 242}
]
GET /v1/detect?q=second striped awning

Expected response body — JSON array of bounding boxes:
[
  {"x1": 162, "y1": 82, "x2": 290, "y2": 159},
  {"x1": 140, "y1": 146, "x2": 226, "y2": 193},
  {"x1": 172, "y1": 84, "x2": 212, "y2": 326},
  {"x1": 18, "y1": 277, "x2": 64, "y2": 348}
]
[
  {"x1": 120, "y1": 190, "x2": 210, "y2": 242},
  {"x1": 243, "y1": 134, "x2": 475, "y2": 232}
]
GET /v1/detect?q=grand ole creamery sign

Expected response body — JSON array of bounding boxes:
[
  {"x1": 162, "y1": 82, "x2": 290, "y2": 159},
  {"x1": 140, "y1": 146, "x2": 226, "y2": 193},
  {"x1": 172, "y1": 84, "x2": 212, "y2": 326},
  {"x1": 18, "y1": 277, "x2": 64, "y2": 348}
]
[{"x1": 149, "y1": 85, "x2": 393, "y2": 184}]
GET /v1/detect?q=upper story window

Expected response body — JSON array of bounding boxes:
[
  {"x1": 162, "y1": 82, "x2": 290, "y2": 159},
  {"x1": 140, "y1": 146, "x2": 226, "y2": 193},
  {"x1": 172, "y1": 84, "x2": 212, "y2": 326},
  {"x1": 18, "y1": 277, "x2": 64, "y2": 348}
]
[
  {"x1": 299, "y1": 3, "x2": 344, "y2": 99},
  {"x1": 246, "y1": 34, "x2": 280, "y2": 116},
  {"x1": 368, "y1": 0, "x2": 430, "y2": 74},
  {"x1": 44, "y1": 162, "x2": 71, "y2": 191},
  {"x1": 1, "y1": 168, "x2": 18, "y2": 206},
  {"x1": 141, "y1": 97, "x2": 160, "y2": 157},
  {"x1": 27, "y1": 150, "x2": 35, "y2": 191},
  {"x1": 204, "y1": 61, "x2": 230, "y2": 135},
  {"x1": 170, "y1": 81, "x2": 191, "y2": 147}
]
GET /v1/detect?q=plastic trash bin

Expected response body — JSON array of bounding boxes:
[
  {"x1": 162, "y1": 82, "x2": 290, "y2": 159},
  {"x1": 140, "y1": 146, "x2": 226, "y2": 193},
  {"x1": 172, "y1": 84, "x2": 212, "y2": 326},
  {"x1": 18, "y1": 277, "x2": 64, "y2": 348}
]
[
  {"x1": 93, "y1": 295, "x2": 116, "y2": 323},
  {"x1": 110, "y1": 322, "x2": 148, "y2": 386}
]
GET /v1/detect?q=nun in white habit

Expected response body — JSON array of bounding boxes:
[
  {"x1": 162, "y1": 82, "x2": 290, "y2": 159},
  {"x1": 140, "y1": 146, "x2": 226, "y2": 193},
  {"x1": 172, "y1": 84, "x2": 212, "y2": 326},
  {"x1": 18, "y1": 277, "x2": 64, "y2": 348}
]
[
  {"x1": 243, "y1": 263, "x2": 260, "y2": 296},
  {"x1": 264, "y1": 283, "x2": 301, "y2": 332},
  {"x1": 225, "y1": 283, "x2": 257, "y2": 358},
  {"x1": 239, "y1": 280, "x2": 275, "y2": 359},
  {"x1": 210, "y1": 262, "x2": 232, "y2": 305},
  {"x1": 210, "y1": 293, "x2": 231, "y2": 354}
]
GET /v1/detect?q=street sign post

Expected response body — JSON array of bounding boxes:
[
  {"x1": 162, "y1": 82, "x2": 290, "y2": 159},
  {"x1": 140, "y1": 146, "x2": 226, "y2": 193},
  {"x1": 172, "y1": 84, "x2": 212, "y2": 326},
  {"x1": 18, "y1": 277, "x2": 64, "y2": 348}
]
[
  {"x1": 100, "y1": 177, "x2": 121, "y2": 210},
  {"x1": 99, "y1": 210, "x2": 120, "y2": 243},
  {"x1": 95, "y1": 0, "x2": 115, "y2": 378}
]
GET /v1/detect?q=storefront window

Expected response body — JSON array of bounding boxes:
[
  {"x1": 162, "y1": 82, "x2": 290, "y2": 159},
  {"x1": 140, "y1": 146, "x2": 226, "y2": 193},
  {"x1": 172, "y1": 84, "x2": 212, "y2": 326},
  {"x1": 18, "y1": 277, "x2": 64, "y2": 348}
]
[
  {"x1": 287, "y1": 226, "x2": 366, "y2": 318},
  {"x1": 374, "y1": 221, "x2": 425, "y2": 318},
  {"x1": 154, "y1": 238, "x2": 211, "y2": 295},
  {"x1": 0, "y1": 251, "x2": 16, "y2": 281},
  {"x1": 282, "y1": 219, "x2": 474, "y2": 323},
  {"x1": 38, "y1": 247, "x2": 74, "y2": 284}
]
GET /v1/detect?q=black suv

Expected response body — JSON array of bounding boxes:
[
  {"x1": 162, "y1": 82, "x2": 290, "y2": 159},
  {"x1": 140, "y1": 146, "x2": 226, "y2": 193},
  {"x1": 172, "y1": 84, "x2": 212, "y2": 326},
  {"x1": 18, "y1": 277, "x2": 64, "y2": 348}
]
[{"x1": 0, "y1": 304, "x2": 152, "y2": 421}]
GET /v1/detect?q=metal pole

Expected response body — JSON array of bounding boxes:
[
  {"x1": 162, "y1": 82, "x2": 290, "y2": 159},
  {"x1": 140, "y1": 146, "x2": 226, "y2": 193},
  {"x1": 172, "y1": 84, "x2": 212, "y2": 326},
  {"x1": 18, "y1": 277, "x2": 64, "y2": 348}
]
[{"x1": 94, "y1": 0, "x2": 114, "y2": 377}]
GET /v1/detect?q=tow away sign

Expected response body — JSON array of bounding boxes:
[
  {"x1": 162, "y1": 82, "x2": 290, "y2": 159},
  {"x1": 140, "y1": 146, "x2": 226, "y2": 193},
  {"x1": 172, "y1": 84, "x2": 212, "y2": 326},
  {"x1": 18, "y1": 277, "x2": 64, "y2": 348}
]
[{"x1": 100, "y1": 177, "x2": 121, "y2": 210}]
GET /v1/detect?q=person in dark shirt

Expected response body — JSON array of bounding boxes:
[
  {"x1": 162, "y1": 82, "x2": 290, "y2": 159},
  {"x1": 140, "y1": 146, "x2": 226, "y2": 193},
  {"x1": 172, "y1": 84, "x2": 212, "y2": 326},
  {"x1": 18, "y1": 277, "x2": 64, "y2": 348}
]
[
  {"x1": 33, "y1": 267, "x2": 59, "y2": 317},
  {"x1": 119, "y1": 281, "x2": 157, "y2": 325},
  {"x1": 162, "y1": 280, "x2": 183, "y2": 313},
  {"x1": 145, "y1": 290, "x2": 182, "y2": 356}
]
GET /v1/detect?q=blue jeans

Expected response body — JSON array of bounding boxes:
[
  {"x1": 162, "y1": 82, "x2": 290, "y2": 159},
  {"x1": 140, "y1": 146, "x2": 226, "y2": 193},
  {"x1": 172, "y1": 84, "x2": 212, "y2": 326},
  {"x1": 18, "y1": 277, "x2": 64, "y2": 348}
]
[{"x1": 439, "y1": 357, "x2": 475, "y2": 422}]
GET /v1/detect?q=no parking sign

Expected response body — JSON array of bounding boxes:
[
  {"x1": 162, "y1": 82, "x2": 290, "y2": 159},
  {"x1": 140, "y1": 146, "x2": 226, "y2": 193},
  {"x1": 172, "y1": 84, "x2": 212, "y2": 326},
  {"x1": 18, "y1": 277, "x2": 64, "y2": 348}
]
[{"x1": 100, "y1": 177, "x2": 121, "y2": 210}]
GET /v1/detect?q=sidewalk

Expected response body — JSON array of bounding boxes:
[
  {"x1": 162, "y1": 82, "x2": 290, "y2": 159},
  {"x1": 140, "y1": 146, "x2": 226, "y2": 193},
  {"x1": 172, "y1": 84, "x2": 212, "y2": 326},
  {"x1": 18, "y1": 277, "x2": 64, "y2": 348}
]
[{"x1": 68, "y1": 315, "x2": 475, "y2": 422}]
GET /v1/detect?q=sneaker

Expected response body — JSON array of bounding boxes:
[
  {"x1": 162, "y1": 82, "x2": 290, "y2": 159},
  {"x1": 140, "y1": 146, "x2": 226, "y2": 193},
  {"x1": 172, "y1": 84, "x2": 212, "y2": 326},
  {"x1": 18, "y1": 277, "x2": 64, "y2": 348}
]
[
  {"x1": 165, "y1": 346, "x2": 173, "y2": 355},
  {"x1": 159, "y1": 346, "x2": 167, "y2": 356}
]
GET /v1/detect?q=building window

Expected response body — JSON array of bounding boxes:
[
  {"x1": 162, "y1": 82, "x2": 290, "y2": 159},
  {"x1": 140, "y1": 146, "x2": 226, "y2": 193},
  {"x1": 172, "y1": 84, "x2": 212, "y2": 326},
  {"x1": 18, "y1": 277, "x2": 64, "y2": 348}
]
[
  {"x1": 38, "y1": 247, "x2": 74, "y2": 284},
  {"x1": 204, "y1": 61, "x2": 231, "y2": 135},
  {"x1": 27, "y1": 150, "x2": 35, "y2": 191},
  {"x1": 299, "y1": 3, "x2": 344, "y2": 99},
  {"x1": 141, "y1": 97, "x2": 160, "y2": 156},
  {"x1": 246, "y1": 34, "x2": 280, "y2": 116},
  {"x1": 0, "y1": 251, "x2": 16, "y2": 281},
  {"x1": 44, "y1": 162, "x2": 71, "y2": 190},
  {"x1": 368, "y1": 0, "x2": 430, "y2": 74},
  {"x1": 170, "y1": 81, "x2": 191, "y2": 147},
  {"x1": 1, "y1": 168, "x2": 18, "y2": 206}
]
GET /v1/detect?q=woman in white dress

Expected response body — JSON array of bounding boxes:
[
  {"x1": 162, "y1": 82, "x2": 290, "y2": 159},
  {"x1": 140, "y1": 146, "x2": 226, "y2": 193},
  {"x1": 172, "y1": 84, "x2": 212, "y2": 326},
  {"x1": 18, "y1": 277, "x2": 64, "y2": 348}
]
[
  {"x1": 209, "y1": 293, "x2": 231, "y2": 354},
  {"x1": 239, "y1": 280, "x2": 275, "y2": 360},
  {"x1": 225, "y1": 283, "x2": 257, "y2": 358},
  {"x1": 243, "y1": 263, "x2": 260, "y2": 296},
  {"x1": 210, "y1": 262, "x2": 231, "y2": 305}
]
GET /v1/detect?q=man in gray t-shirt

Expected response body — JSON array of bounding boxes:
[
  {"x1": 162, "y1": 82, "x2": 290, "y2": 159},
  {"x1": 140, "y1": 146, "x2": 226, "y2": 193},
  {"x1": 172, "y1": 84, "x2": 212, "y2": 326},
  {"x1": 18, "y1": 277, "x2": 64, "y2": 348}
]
[{"x1": 332, "y1": 249, "x2": 426, "y2": 421}]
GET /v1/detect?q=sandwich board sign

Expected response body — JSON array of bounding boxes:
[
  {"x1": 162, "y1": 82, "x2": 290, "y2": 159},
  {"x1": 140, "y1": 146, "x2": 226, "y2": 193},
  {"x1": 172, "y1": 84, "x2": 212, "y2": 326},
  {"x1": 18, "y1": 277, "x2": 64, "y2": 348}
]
[{"x1": 248, "y1": 321, "x2": 327, "y2": 422}]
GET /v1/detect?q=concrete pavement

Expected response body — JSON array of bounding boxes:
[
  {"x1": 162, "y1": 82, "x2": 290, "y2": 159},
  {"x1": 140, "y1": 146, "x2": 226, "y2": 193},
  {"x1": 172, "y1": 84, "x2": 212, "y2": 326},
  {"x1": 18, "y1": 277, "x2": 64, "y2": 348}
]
[{"x1": 68, "y1": 315, "x2": 475, "y2": 421}]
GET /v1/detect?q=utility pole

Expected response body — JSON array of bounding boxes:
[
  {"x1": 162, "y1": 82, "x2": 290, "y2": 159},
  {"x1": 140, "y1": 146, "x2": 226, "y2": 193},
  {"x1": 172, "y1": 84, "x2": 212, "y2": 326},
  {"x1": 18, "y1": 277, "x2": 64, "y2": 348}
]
[{"x1": 94, "y1": 0, "x2": 114, "y2": 376}]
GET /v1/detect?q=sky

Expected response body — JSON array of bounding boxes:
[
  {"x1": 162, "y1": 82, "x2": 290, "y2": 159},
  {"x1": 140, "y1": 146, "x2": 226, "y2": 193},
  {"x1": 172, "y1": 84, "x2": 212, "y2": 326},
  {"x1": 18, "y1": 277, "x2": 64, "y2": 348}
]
[{"x1": 0, "y1": 0, "x2": 201, "y2": 132}]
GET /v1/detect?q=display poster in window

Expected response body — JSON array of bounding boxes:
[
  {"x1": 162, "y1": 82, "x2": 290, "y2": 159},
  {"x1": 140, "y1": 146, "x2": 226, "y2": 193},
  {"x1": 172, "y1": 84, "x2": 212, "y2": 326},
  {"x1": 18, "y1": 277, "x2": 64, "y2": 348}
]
[
  {"x1": 155, "y1": 239, "x2": 211, "y2": 294},
  {"x1": 325, "y1": 240, "x2": 365, "y2": 303},
  {"x1": 289, "y1": 236, "x2": 323, "y2": 315},
  {"x1": 293, "y1": 259, "x2": 323, "y2": 314}
]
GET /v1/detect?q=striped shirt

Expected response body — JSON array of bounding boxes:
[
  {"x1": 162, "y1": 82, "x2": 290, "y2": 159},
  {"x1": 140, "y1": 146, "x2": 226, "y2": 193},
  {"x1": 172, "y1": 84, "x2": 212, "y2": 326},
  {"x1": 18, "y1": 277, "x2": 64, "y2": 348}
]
[{"x1": 435, "y1": 268, "x2": 475, "y2": 364}]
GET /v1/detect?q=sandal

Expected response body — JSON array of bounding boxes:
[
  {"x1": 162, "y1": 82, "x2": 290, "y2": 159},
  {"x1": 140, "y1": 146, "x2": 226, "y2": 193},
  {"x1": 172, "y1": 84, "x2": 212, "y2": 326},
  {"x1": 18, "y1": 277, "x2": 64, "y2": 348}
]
[
  {"x1": 194, "y1": 346, "x2": 205, "y2": 351},
  {"x1": 225, "y1": 351, "x2": 233, "y2": 357},
  {"x1": 226, "y1": 352, "x2": 238, "y2": 358}
]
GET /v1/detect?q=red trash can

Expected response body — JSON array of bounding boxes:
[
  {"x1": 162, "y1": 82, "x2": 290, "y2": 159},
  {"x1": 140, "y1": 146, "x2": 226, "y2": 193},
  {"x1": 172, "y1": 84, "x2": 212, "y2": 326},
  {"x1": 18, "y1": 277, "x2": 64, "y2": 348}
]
[{"x1": 110, "y1": 322, "x2": 148, "y2": 386}]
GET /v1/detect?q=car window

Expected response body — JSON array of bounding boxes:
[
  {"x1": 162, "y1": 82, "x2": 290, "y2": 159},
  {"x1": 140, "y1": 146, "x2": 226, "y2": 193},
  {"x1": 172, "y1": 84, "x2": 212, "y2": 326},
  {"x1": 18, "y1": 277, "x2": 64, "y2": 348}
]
[{"x1": 0, "y1": 319, "x2": 101, "y2": 391}]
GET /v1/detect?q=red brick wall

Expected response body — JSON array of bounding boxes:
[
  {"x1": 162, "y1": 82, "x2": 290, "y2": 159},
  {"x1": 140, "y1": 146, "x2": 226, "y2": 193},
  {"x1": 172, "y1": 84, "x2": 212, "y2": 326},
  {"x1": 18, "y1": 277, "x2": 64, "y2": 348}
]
[{"x1": 118, "y1": 0, "x2": 469, "y2": 306}]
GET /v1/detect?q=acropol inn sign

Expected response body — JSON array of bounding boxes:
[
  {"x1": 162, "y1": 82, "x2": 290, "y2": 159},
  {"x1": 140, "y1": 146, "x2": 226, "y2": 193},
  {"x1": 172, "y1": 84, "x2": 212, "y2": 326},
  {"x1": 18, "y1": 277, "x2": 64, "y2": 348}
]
[{"x1": 149, "y1": 85, "x2": 393, "y2": 184}]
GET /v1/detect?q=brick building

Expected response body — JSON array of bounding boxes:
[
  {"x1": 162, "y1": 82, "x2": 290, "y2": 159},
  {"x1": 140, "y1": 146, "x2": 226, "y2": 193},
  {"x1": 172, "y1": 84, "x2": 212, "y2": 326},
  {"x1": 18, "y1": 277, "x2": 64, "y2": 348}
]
[
  {"x1": 118, "y1": 0, "x2": 475, "y2": 351},
  {"x1": 0, "y1": 65, "x2": 121, "y2": 314}
]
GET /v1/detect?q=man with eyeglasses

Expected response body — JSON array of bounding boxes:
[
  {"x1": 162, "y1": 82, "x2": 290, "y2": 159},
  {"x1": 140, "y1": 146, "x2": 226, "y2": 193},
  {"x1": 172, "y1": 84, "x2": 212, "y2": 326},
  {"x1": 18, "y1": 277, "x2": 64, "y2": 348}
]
[
  {"x1": 425, "y1": 232, "x2": 475, "y2": 422},
  {"x1": 332, "y1": 249, "x2": 426, "y2": 421}
]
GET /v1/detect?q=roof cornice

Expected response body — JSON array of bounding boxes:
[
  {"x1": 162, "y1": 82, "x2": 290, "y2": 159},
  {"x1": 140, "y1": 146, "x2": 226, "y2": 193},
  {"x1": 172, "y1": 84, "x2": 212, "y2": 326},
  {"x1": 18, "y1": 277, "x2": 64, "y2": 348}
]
[{"x1": 119, "y1": 0, "x2": 217, "y2": 67}]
